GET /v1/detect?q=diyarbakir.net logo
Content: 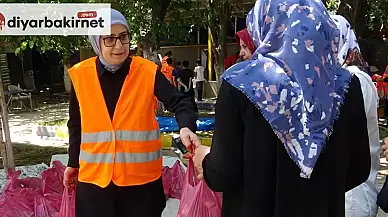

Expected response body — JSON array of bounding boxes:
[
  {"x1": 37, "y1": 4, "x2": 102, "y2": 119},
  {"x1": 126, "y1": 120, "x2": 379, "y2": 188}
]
[{"x1": 0, "y1": 3, "x2": 111, "y2": 35}]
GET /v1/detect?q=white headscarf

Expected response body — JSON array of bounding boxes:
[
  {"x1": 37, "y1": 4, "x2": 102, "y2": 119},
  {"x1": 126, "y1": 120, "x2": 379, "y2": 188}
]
[{"x1": 330, "y1": 15, "x2": 362, "y2": 67}]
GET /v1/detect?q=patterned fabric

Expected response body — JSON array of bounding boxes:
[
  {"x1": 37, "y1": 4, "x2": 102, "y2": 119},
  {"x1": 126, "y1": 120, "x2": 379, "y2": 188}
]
[
  {"x1": 222, "y1": 0, "x2": 352, "y2": 178},
  {"x1": 88, "y1": 9, "x2": 129, "y2": 72},
  {"x1": 330, "y1": 15, "x2": 367, "y2": 70}
]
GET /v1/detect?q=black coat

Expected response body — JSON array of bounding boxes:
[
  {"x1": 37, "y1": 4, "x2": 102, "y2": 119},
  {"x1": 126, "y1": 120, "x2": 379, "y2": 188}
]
[{"x1": 202, "y1": 76, "x2": 371, "y2": 217}]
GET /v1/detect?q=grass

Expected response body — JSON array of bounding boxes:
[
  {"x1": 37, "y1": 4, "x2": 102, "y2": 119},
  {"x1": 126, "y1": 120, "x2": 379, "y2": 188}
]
[
  {"x1": 0, "y1": 143, "x2": 68, "y2": 169},
  {"x1": 38, "y1": 119, "x2": 67, "y2": 126}
]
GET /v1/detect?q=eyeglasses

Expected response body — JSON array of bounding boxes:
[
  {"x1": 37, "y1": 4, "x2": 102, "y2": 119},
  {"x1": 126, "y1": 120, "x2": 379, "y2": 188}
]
[{"x1": 101, "y1": 34, "x2": 130, "y2": 47}]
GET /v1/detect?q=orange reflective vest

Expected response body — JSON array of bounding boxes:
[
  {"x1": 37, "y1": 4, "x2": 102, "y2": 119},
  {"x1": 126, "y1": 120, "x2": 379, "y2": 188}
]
[
  {"x1": 161, "y1": 56, "x2": 169, "y2": 68},
  {"x1": 68, "y1": 56, "x2": 162, "y2": 188},
  {"x1": 161, "y1": 65, "x2": 174, "y2": 84},
  {"x1": 383, "y1": 72, "x2": 388, "y2": 97},
  {"x1": 162, "y1": 56, "x2": 168, "y2": 64}
]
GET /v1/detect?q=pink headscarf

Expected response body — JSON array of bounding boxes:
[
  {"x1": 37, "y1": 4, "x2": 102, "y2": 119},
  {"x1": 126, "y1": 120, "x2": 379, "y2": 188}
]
[{"x1": 235, "y1": 28, "x2": 256, "y2": 54}]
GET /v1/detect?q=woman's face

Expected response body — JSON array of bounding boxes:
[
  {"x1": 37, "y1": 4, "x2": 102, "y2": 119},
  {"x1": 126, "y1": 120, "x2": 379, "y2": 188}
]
[
  {"x1": 100, "y1": 24, "x2": 130, "y2": 65},
  {"x1": 239, "y1": 39, "x2": 252, "y2": 60}
]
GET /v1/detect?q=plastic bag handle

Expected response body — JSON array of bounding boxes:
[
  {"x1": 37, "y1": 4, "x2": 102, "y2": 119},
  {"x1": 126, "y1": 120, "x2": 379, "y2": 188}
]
[{"x1": 186, "y1": 158, "x2": 200, "y2": 187}]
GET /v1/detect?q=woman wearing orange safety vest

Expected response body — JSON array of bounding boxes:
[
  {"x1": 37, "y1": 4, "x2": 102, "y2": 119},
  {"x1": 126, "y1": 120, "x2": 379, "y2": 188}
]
[
  {"x1": 162, "y1": 51, "x2": 172, "y2": 67},
  {"x1": 161, "y1": 57, "x2": 175, "y2": 85},
  {"x1": 63, "y1": 9, "x2": 199, "y2": 217}
]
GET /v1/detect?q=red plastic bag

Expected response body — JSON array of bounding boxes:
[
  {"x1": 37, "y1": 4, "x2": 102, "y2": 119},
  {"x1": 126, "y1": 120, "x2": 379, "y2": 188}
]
[
  {"x1": 169, "y1": 161, "x2": 185, "y2": 199},
  {"x1": 3, "y1": 170, "x2": 44, "y2": 194},
  {"x1": 34, "y1": 194, "x2": 59, "y2": 217},
  {"x1": 41, "y1": 161, "x2": 66, "y2": 211},
  {"x1": 41, "y1": 161, "x2": 66, "y2": 195},
  {"x1": 177, "y1": 159, "x2": 222, "y2": 217},
  {"x1": 162, "y1": 160, "x2": 185, "y2": 199},
  {"x1": 57, "y1": 187, "x2": 76, "y2": 217},
  {"x1": 162, "y1": 166, "x2": 172, "y2": 199},
  {"x1": 44, "y1": 193, "x2": 62, "y2": 212},
  {"x1": 0, "y1": 170, "x2": 59, "y2": 217},
  {"x1": 0, "y1": 191, "x2": 34, "y2": 217},
  {"x1": 2, "y1": 170, "x2": 46, "y2": 210}
]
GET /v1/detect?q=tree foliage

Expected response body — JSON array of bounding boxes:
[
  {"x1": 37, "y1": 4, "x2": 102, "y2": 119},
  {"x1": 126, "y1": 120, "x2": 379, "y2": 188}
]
[
  {"x1": 2, "y1": 0, "x2": 387, "y2": 63},
  {"x1": 192, "y1": 0, "x2": 254, "y2": 76},
  {"x1": 325, "y1": 0, "x2": 388, "y2": 37},
  {"x1": 120, "y1": 0, "x2": 194, "y2": 59},
  {"x1": 367, "y1": 0, "x2": 388, "y2": 31}
]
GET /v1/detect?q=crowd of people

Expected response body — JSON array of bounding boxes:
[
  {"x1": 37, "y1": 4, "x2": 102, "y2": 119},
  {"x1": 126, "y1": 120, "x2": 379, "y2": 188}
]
[
  {"x1": 62, "y1": 0, "x2": 388, "y2": 217},
  {"x1": 160, "y1": 52, "x2": 206, "y2": 103}
]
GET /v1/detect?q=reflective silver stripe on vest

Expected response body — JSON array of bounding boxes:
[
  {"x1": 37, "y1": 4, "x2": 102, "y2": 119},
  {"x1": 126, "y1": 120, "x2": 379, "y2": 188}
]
[
  {"x1": 115, "y1": 149, "x2": 162, "y2": 163},
  {"x1": 82, "y1": 131, "x2": 113, "y2": 143},
  {"x1": 81, "y1": 129, "x2": 160, "y2": 143},
  {"x1": 115, "y1": 129, "x2": 160, "y2": 141},
  {"x1": 80, "y1": 150, "x2": 113, "y2": 163},
  {"x1": 79, "y1": 149, "x2": 162, "y2": 164}
]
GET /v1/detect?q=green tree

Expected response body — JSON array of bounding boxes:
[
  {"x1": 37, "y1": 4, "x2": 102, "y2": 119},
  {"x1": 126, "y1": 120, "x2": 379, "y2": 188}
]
[
  {"x1": 207, "y1": 0, "x2": 232, "y2": 78},
  {"x1": 337, "y1": 0, "x2": 368, "y2": 37},
  {"x1": 120, "y1": 0, "x2": 194, "y2": 61},
  {"x1": 326, "y1": 0, "x2": 388, "y2": 37},
  {"x1": 367, "y1": 0, "x2": 388, "y2": 32},
  {"x1": 196, "y1": 0, "x2": 254, "y2": 78}
]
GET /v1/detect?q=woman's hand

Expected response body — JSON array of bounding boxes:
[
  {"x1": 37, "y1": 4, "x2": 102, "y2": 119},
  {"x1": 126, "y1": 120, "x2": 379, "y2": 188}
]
[
  {"x1": 180, "y1": 127, "x2": 201, "y2": 158},
  {"x1": 193, "y1": 145, "x2": 211, "y2": 180},
  {"x1": 383, "y1": 137, "x2": 388, "y2": 161},
  {"x1": 63, "y1": 167, "x2": 78, "y2": 188}
]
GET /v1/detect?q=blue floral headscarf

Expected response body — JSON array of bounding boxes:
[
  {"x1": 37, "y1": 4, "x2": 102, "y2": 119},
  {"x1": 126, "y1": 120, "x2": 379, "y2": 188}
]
[{"x1": 222, "y1": 0, "x2": 352, "y2": 178}]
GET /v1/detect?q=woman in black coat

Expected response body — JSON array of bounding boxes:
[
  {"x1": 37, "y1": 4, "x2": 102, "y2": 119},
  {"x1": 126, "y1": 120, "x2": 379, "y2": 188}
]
[{"x1": 191, "y1": 0, "x2": 371, "y2": 217}]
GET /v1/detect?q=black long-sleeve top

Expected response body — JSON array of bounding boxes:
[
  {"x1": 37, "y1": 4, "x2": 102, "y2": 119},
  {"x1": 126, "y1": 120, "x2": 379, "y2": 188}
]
[
  {"x1": 202, "y1": 76, "x2": 370, "y2": 217},
  {"x1": 67, "y1": 58, "x2": 198, "y2": 168}
]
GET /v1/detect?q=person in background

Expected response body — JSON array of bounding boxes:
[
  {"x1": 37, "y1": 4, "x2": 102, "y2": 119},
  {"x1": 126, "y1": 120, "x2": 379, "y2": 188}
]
[
  {"x1": 224, "y1": 51, "x2": 240, "y2": 70},
  {"x1": 235, "y1": 28, "x2": 256, "y2": 61},
  {"x1": 194, "y1": 59, "x2": 205, "y2": 101},
  {"x1": 161, "y1": 57, "x2": 175, "y2": 85},
  {"x1": 190, "y1": 1, "x2": 370, "y2": 216},
  {"x1": 162, "y1": 51, "x2": 172, "y2": 67},
  {"x1": 364, "y1": 62, "x2": 371, "y2": 75},
  {"x1": 172, "y1": 61, "x2": 182, "y2": 87},
  {"x1": 177, "y1": 60, "x2": 196, "y2": 107},
  {"x1": 176, "y1": 61, "x2": 182, "y2": 70},
  {"x1": 203, "y1": 49, "x2": 216, "y2": 81},
  {"x1": 235, "y1": 55, "x2": 244, "y2": 64},
  {"x1": 224, "y1": 29, "x2": 257, "y2": 70},
  {"x1": 380, "y1": 65, "x2": 388, "y2": 125},
  {"x1": 63, "y1": 9, "x2": 199, "y2": 217},
  {"x1": 373, "y1": 66, "x2": 388, "y2": 124},
  {"x1": 371, "y1": 67, "x2": 384, "y2": 97},
  {"x1": 332, "y1": 14, "x2": 380, "y2": 217}
]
